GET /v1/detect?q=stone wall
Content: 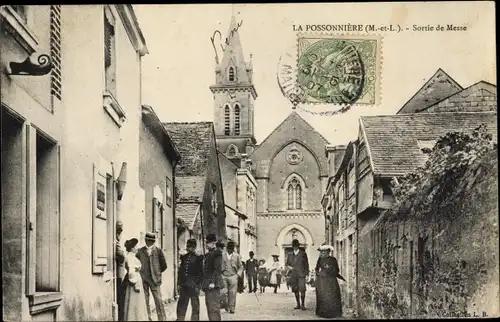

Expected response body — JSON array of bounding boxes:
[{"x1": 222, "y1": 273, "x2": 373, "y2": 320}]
[{"x1": 358, "y1": 149, "x2": 499, "y2": 319}]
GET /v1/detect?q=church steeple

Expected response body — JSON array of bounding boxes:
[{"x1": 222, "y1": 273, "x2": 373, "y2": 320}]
[{"x1": 210, "y1": 11, "x2": 258, "y2": 163}]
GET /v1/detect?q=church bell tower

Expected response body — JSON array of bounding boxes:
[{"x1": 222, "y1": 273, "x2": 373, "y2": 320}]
[{"x1": 210, "y1": 13, "x2": 258, "y2": 165}]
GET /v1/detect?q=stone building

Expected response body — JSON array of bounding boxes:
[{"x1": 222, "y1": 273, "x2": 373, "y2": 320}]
[
  {"x1": 164, "y1": 122, "x2": 228, "y2": 253},
  {"x1": 139, "y1": 105, "x2": 181, "y2": 302},
  {"x1": 2, "y1": 4, "x2": 149, "y2": 321},
  {"x1": 322, "y1": 69, "x2": 497, "y2": 316},
  {"x1": 211, "y1": 14, "x2": 328, "y2": 268}
]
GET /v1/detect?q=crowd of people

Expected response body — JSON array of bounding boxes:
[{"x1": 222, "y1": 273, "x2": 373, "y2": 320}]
[{"x1": 115, "y1": 222, "x2": 344, "y2": 321}]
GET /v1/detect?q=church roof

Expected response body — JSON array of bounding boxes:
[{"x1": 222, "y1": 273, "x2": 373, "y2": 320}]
[
  {"x1": 360, "y1": 111, "x2": 498, "y2": 176},
  {"x1": 396, "y1": 69, "x2": 463, "y2": 114},
  {"x1": 163, "y1": 122, "x2": 214, "y2": 177}
]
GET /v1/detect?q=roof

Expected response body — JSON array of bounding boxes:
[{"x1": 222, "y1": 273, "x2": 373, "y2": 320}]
[
  {"x1": 175, "y1": 176, "x2": 206, "y2": 202},
  {"x1": 397, "y1": 69, "x2": 463, "y2": 114},
  {"x1": 176, "y1": 203, "x2": 200, "y2": 230},
  {"x1": 141, "y1": 105, "x2": 181, "y2": 162},
  {"x1": 360, "y1": 111, "x2": 498, "y2": 176},
  {"x1": 164, "y1": 122, "x2": 214, "y2": 177}
]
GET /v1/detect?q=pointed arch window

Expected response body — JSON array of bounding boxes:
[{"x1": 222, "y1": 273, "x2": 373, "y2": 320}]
[
  {"x1": 228, "y1": 67, "x2": 235, "y2": 82},
  {"x1": 287, "y1": 178, "x2": 303, "y2": 210},
  {"x1": 227, "y1": 145, "x2": 237, "y2": 157},
  {"x1": 234, "y1": 104, "x2": 240, "y2": 135},
  {"x1": 224, "y1": 105, "x2": 231, "y2": 135}
]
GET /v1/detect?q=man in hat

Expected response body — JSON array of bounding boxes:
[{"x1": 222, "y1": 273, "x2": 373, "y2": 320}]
[
  {"x1": 136, "y1": 232, "x2": 168, "y2": 321},
  {"x1": 202, "y1": 234, "x2": 224, "y2": 321},
  {"x1": 115, "y1": 221, "x2": 126, "y2": 321},
  {"x1": 285, "y1": 239, "x2": 309, "y2": 310},
  {"x1": 245, "y1": 251, "x2": 259, "y2": 293},
  {"x1": 176, "y1": 238, "x2": 204, "y2": 321},
  {"x1": 221, "y1": 240, "x2": 244, "y2": 314}
]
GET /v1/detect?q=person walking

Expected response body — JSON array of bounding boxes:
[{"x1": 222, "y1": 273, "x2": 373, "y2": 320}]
[
  {"x1": 315, "y1": 244, "x2": 343, "y2": 318},
  {"x1": 285, "y1": 239, "x2": 309, "y2": 310},
  {"x1": 122, "y1": 238, "x2": 149, "y2": 321},
  {"x1": 257, "y1": 260, "x2": 269, "y2": 293},
  {"x1": 202, "y1": 234, "x2": 224, "y2": 321},
  {"x1": 136, "y1": 232, "x2": 167, "y2": 321},
  {"x1": 221, "y1": 240, "x2": 244, "y2": 314},
  {"x1": 115, "y1": 221, "x2": 126, "y2": 321},
  {"x1": 176, "y1": 239, "x2": 203, "y2": 321},
  {"x1": 245, "y1": 251, "x2": 259, "y2": 293}
]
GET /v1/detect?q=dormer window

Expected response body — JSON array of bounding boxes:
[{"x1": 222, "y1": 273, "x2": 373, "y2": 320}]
[{"x1": 228, "y1": 67, "x2": 235, "y2": 82}]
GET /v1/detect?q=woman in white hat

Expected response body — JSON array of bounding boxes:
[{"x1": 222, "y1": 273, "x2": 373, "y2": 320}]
[{"x1": 315, "y1": 243, "x2": 343, "y2": 318}]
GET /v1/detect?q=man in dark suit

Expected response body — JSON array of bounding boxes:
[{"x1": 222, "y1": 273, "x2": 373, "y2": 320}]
[
  {"x1": 176, "y1": 238, "x2": 203, "y2": 321},
  {"x1": 202, "y1": 234, "x2": 224, "y2": 321},
  {"x1": 285, "y1": 239, "x2": 309, "y2": 310},
  {"x1": 115, "y1": 221, "x2": 126, "y2": 321},
  {"x1": 245, "y1": 251, "x2": 259, "y2": 293},
  {"x1": 136, "y1": 232, "x2": 167, "y2": 321}
]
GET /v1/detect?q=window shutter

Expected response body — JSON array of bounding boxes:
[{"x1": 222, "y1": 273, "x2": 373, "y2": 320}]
[
  {"x1": 50, "y1": 5, "x2": 62, "y2": 100},
  {"x1": 104, "y1": 17, "x2": 113, "y2": 68},
  {"x1": 92, "y1": 163, "x2": 108, "y2": 274}
]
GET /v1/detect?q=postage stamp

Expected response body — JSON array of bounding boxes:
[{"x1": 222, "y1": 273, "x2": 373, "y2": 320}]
[{"x1": 296, "y1": 34, "x2": 381, "y2": 106}]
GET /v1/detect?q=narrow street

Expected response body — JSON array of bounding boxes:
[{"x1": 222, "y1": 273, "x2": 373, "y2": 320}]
[{"x1": 155, "y1": 286, "x2": 354, "y2": 320}]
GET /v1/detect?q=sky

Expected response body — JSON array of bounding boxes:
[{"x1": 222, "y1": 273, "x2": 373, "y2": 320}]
[{"x1": 134, "y1": 2, "x2": 496, "y2": 145}]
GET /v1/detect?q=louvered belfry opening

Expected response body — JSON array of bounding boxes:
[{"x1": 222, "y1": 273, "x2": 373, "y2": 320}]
[
  {"x1": 234, "y1": 104, "x2": 240, "y2": 135},
  {"x1": 224, "y1": 105, "x2": 231, "y2": 135},
  {"x1": 50, "y1": 5, "x2": 62, "y2": 101}
]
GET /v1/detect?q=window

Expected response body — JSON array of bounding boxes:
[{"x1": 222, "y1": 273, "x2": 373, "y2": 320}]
[
  {"x1": 211, "y1": 184, "x2": 218, "y2": 215},
  {"x1": 227, "y1": 145, "x2": 237, "y2": 157},
  {"x1": 224, "y1": 105, "x2": 231, "y2": 135},
  {"x1": 287, "y1": 178, "x2": 303, "y2": 210},
  {"x1": 234, "y1": 104, "x2": 240, "y2": 135},
  {"x1": 50, "y1": 5, "x2": 62, "y2": 101},
  {"x1": 166, "y1": 177, "x2": 172, "y2": 207},
  {"x1": 104, "y1": 6, "x2": 116, "y2": 96},
  {"x1": 228, "y1": 67, "x2": 235, "y2": 82}
]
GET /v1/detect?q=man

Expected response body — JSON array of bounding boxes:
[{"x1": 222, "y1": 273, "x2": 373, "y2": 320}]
[
  {"x1": 176, "y1": 239, "x2": 203, "y2": 321},
  {"x1": 245, "y1": 251, "x2": 259, "y2": 293},
  {"x1": 115, "y1": 221, "x2": 126, "y2": 321},
  {"x1": 202, "y1": 234, "x2": 224, "y2": 321},
  {"x1": 285, "y1": 239, "x2": 309, "y2": 310},
  {"x1": 221, "y1": 240, "x2": 244, "y2": 314},
  {"x1": 136, "y1": 232, "x2": 168, "y2": 321}
]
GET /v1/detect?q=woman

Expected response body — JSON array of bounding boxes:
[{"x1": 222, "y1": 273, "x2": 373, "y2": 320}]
[
  {"x1": 122, "y1": 238, "x2": 149, "y2": 321},
  {"x1": 268, "y1": 255, "x2": 280, "y2": 293},
  {"x1": 315, "y1": 244, "x2": 343, "y2": 318},
  {"x1": 257, "y1": 259, "x2": 269, "y2": 293}
]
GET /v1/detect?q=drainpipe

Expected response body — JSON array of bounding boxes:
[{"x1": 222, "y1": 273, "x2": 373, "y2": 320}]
[{"x1": 172, "y1": 159, "x2": 178, "y2": 299}]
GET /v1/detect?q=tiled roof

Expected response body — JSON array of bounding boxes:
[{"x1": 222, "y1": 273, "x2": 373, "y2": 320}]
[
  {"x1": 163, "y1": 122, "x2": 214, "y2": 177},
  {"x1": 176, "y1": 203, "x2": 200, "y2": 230},
  {"x1": 397, "y1": 69, "x2": 463, "y2": 114},
  {"x1": 360, "y1": 112, "x2": 498, "y2": 176},
  {"x1": 422, "y1": 81, "x2": 497, "y2": 113},
  {"x1": 175, "y1": 176, "x2": 206, "y2": 202}
]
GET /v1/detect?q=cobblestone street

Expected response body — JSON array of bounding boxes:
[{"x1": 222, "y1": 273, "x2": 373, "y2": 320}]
[{"x1": 154, "y1": 286, "x2": 354, "y2": 320}]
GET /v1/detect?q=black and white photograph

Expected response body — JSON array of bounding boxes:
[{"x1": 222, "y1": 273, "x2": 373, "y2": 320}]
[{"x1": 1, "y1": 2, "x2": 497, "y2": 321}]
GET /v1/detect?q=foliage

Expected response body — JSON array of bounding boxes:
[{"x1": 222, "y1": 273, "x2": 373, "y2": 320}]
[{"x1": 389, "y1": 124, "x2": 496, "y2": 220}]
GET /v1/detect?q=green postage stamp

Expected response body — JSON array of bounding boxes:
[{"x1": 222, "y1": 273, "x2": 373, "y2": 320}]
[{"x1": 296, "y1": 34, "x2": 381, "y2": 106}]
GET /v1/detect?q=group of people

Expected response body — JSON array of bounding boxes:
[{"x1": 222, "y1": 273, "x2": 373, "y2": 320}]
[
  {"x1": 115, "y1": 222, "x2": 169, "y2": 321},
  {"x1": 116, "y1": 221, "x2": 344, "y2": 321}
]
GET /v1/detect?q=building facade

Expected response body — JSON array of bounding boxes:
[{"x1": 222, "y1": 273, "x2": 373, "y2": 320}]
[
  {"x1": 139, "y1": 104, "x2": 181, "y2": 302},
  {"x1": 1, "y1": 4, "x2": 149, "y2": 321}
]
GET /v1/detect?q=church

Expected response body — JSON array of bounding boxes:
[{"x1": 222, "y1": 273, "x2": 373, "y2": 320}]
[{"x1": 212, "y1": 14, "x2": 329, "y2": 269}]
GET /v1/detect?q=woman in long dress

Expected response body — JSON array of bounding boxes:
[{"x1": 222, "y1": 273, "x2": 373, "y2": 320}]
[
  {"x1": 315, "y1": 245, "x2": 343, "y2": 318},
  {"x1": 257, "y1": 260, "x2": 269, "y2": 293},
  {"x1": 122, "y1": 238, "x2": 149, "y2": 321},
  {"x1": 269, "y1": 255, "x2": 280, "y2": 293}
]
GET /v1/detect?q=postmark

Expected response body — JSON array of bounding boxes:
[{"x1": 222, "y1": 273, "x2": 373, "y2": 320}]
[
  {"x1": 297, "y1": 34, "x2": 381, "y2": 106},
  {"x1": 276, "y1": 33, "x2": 382, "y2": 116}
]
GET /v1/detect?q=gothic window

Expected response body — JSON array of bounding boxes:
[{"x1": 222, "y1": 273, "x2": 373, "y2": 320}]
[
  {"x1": 227, "y1": 145, "x2": 237, "y2": 157},
  {"x1": 224, "y1": 105, "x2": 231, "y2": 135},
  {"x1": 228, "y1": 67, "x2": 235, "y2": 82},
  {"x1": 287, "y1": 178, "x2": 303, "y2": 210},
  {"x1": 234, "y1": 104, "x2": 240, "y2": 135}
]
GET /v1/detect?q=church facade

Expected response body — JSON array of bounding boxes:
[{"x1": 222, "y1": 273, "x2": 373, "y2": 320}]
[{"x1": 212, "y1": 14, "x2": 329, "y2": 268}]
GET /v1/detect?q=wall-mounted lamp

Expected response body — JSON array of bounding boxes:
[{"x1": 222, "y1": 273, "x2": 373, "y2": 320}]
[
  {"x1": 116, "y1": 162, "x2": 128, "y2": 201},
  {"x1": 8, "y1": 54, "x2": 53, "y2": 76}
]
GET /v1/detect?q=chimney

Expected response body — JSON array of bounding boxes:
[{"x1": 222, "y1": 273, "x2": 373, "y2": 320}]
[{"x1": 325, "y1": 144, "x2": 347, "y2": 177}]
